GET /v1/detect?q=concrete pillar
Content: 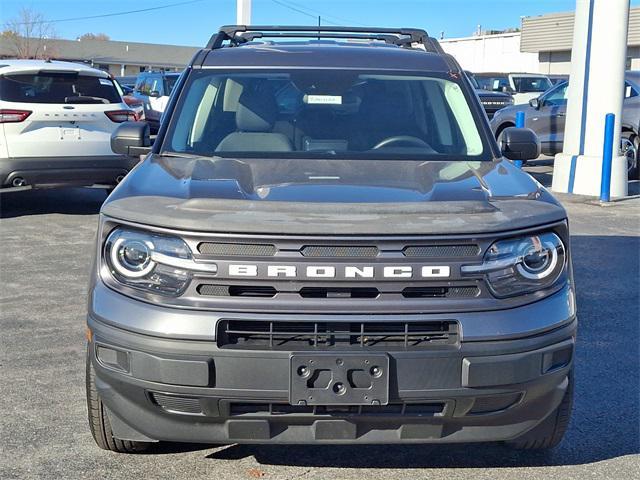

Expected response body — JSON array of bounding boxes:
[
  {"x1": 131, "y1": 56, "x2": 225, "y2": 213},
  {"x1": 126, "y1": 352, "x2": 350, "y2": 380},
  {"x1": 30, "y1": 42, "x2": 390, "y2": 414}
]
[
  {"x1": 552, "y1": 0, "x2": 630, "y2": 197},
  {"x1": 237, "y1": 0, "x2": 251, "y2": 25}
]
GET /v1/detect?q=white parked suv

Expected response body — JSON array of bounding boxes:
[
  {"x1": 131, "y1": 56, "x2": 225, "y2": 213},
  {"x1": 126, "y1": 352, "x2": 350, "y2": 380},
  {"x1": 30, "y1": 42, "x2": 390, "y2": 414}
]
[
  {"x1": 473, "y1": 72, "x2": 553, "y2": 105},
  {"x1": 0, "y1": 60, "x2": 142, "y2": 191}
]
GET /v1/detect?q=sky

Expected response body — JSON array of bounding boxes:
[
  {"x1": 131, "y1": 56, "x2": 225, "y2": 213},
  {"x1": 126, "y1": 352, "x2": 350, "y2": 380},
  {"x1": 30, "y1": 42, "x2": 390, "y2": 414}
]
[{"x1": 1, "y1": 0, "x2": 639, "y2": 47}]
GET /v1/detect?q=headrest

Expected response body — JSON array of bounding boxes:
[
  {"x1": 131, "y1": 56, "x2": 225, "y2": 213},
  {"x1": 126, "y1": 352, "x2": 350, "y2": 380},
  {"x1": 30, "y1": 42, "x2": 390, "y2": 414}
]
[
  {"x1": 236, "y1": 85, "x2": 278, "y2": 132},
  {"x1": 360, "y1": 81, "x2": 413, "y2": 120}
]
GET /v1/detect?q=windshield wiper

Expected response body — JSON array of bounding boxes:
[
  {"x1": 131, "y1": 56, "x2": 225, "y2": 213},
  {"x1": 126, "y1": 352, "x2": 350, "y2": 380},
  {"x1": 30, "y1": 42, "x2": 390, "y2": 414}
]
[
  {"x1": 159, "y1": 151, "x2": 224, "y2": 160},
  {"x1": 64, "y1": 95, "x2": 109, "y2": 104}
]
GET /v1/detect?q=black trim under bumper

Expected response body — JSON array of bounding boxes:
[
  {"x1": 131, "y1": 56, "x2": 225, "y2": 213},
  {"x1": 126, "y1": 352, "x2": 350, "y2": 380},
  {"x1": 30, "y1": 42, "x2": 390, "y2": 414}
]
[
  {"x1": 0, "y1": 155, "x2": 140, "y2": 189},
  {"x1": 88, "y1": 317, "x2": 576, "y2": 445}
]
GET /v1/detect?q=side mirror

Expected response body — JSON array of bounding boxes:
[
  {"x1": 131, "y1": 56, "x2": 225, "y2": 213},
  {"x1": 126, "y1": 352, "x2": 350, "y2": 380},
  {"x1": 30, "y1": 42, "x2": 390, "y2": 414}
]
[
  {"x1": 149, "y1": 90, "x2": 160, "y2": 98},
  {"x1": 111, "y1": 121, "x2": 151, "y2": 156},
  {"x1": 499, "y1": 127, "x2": 541, "y2": 162},
  {"x1": 529, "y1": 97, "x2": 541, "y2": 109}
]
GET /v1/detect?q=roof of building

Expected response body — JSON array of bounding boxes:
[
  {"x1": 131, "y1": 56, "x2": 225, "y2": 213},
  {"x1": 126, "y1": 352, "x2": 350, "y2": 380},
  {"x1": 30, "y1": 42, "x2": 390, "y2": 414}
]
[
  {"x1": 199, "y1": 42, "x2": 453, "y2": 71},
  {"x1": 0, "y1": 59, "x2": 110, "y2": 76},
  {"x1": 0, "y1": 37, "x2": 199, "y2": 68},
  {"x1": 521, "y1": 6, "x2": 640, "y2": 52},
  {"x1": 439, "y1": 31, "x2": 522, "y2": 44}
]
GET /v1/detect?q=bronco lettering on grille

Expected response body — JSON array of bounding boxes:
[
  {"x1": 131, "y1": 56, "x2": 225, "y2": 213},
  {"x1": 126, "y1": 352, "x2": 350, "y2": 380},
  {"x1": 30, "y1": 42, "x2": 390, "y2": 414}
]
[{"x1": 228, "y1": 264, "x2": 451, "y2": 279}]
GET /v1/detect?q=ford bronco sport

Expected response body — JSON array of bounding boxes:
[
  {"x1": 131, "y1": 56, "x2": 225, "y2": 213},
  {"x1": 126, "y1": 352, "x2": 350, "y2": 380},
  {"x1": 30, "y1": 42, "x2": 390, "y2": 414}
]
[{"x1": 86, "y1": 26, "x2": 576, "y2": 453}]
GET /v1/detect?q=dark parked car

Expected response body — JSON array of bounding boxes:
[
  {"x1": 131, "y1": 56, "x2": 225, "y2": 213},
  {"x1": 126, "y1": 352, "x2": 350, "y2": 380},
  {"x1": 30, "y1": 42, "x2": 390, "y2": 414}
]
[
  {"x1": 88, "y1": 26, "x2": 575, "y2": 453},
  {"x1": 490, "y1": 71, "x2": 640, "y2": 179},
  {"x1": 465, "y1": 71, "x2": 514, "y2": 119}
]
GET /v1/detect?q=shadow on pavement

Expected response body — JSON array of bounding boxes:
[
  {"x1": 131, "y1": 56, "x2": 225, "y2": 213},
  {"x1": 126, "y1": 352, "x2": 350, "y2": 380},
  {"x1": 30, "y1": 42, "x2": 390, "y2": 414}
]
[
  {"x1": 203, "y1": 234, "x2": 639, "y2": 469},
  {"x1": 0, "y1": 187, "x2": 107, "y2": 218}
]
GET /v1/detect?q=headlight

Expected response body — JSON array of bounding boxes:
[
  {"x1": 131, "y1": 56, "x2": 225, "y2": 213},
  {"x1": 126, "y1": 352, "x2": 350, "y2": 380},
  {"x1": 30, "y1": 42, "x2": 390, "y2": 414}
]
[
  {"x1": 462, "y1": 232, "x2": 566, "y2": 298},
  {"x1": 104, "y1": 228, "x2": 216, "y2": 296}
]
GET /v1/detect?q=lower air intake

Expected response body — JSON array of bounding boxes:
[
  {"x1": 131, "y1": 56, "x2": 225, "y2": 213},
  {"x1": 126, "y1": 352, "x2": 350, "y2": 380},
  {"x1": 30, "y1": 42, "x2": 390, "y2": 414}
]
[{"x1": 217, "y1": 319, "x2": 459, "y2": 350}]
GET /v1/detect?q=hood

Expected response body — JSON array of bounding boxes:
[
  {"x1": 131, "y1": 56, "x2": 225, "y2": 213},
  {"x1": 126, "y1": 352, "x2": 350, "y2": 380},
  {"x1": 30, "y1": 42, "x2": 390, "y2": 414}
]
[
  {"x1": 103, "y1": 155, "x2": 565, "y2": 235},
  {"x1": 475, "y1": 88, "x2": 512, "y2": 99}
]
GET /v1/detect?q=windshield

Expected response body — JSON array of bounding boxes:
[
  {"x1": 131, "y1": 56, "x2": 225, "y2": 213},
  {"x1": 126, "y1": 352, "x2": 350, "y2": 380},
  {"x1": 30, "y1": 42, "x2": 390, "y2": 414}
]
[
  {"x1": 511, "y1": 76, "x2": 552, "y2": 93},
  {"x1": 164, "y1": 69, "x2": 488, "y2": 161},
  {"x1": 474, "y1": 75, "x2": 509, "y2": 92},
  {"x1": 0, "y1": 72, "x2": 121, "y2": 104}
]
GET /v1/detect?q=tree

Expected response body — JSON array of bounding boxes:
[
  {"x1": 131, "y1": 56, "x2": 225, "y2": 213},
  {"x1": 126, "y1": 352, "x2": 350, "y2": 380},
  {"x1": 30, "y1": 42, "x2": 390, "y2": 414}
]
[
  {"x1": 2, "y1": 7, "x2": 56, "y2": 59},
  {"x1": 78, "y1": 33, "x2": 110, "y2": 41}
]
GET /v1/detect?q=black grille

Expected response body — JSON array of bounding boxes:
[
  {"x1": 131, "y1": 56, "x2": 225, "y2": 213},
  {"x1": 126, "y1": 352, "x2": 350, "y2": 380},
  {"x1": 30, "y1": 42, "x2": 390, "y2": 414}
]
[
  {"x1": 403, "y1": 244, "x2": 479, "y2": 257},
  {"x1": 299, "y1": 287, "x2": 379, "y2": 298},
  {"x1": 151, "y1": 393, "x2": 202, "y2": 414},
  {"x1": 229, "y1": 402, "x2": 445, "y2": 417},
  {"x1": 402, "y1": 286, "x2": 479, "y2": 298},
  {"x1": 197, "y1": 284, "x2": 277, "y2": 297},
  {"x1": 217, "y1": 319, "x2": 458, "y2": 349},
  {"x1": 197, "y1": 284, "x2": 479, "y2": 299},
  {"x1": 301, "y1": 245, "x2": 379, "y2": 257},
  {"x1": 198, "y1": 242, "x2": 276, "y2": 256}
]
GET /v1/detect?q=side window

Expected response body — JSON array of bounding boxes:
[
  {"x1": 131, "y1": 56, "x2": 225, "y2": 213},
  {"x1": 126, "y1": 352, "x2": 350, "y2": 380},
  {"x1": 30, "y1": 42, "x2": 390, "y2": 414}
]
[
  {"x1": 624, "y1": 81, "x2": 638, "y2": 99},
  {"x1": 542, "y1": 83, "x2": 568, "y2": 106}
]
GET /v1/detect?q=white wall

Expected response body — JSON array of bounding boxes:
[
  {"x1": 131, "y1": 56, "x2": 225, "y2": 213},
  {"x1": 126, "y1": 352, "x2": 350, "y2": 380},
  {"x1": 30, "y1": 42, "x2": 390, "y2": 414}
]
[{"x1": 440, "y1": 32, "x2": 539, "y2": 73}]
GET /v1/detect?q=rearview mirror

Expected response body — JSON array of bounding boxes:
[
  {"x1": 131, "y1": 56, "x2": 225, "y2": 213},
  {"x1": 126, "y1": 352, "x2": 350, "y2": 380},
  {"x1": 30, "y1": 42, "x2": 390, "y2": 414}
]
[
  {"x1": 499, "y1": 127, "x2": 541, "y2": 162},
  {"x1": 111, "y1": 121, "x2": 151, "y2": 156},
  {"x1": 529, "y1": 97, "x2": 541, "y2": 109}
]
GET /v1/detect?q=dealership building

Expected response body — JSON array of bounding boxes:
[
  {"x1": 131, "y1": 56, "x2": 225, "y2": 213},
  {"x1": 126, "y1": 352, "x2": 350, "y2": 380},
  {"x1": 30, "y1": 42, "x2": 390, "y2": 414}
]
[
  {"x1": 441, "y1": 6, "x2": 640, "y2": 73},
  {"x1": 0, "y1": 37, "x2": 198, "y2": 76}
]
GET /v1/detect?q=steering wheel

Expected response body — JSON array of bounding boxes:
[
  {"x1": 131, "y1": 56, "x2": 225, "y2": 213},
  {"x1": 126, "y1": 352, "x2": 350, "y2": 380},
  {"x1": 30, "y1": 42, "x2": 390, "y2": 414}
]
[{"x1": 372, "y1": 135, "x2": 430, "y2": 150}]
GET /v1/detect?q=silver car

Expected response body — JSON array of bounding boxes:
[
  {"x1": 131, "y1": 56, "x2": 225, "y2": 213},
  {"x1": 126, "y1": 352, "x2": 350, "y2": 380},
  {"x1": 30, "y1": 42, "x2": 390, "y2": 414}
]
[{"x1": 490, "y1": 71, "x2": 640, "y2": 179}]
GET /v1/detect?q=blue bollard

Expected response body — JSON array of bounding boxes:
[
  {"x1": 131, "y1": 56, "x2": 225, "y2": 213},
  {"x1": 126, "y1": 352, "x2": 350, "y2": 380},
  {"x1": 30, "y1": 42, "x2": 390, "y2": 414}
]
[
  {"x1": 514, "y1": 111, "x2": 525, "y2": 168},
  {"x1": 599, "y1": 113, "x2": 616, "y2": 202}
]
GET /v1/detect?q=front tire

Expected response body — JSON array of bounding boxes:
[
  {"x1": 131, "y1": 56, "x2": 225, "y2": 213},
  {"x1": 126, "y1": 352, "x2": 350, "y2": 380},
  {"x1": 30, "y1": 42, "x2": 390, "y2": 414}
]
[
  {"x1": 622, "y1": 132, "x2": 639, "y2": 181},
  {"x1": 86, "y1": 346, "x2": 151, "y2": 453},
  {"x1": 506, "y1": 372, "x2": 574, "y2": 450}
]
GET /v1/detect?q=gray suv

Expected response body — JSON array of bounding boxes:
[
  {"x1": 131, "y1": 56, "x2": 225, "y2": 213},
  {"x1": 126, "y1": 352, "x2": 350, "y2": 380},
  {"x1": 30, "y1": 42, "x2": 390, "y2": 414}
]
[{"x1": 86, "y1": 26, "x2": 576, "y2": 453}]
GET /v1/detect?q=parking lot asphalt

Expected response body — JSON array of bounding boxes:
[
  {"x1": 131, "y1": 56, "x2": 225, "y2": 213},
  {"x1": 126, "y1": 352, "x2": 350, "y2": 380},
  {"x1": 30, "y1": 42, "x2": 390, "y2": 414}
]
[{"x1": 1, "y1": 169, "x2": 639, "y2": 479}]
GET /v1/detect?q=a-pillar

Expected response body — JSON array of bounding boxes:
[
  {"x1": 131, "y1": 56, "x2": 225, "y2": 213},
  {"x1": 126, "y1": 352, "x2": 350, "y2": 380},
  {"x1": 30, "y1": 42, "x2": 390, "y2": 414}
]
[{"x1": 552, "y1": 0, "x2": 630, "y2": 197}]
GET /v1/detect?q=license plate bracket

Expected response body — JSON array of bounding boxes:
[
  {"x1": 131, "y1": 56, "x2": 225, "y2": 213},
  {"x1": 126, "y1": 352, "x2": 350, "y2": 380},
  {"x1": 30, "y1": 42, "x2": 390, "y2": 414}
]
[{"x1": 289, "y1": 353, "x2": 389, "y2": 406}]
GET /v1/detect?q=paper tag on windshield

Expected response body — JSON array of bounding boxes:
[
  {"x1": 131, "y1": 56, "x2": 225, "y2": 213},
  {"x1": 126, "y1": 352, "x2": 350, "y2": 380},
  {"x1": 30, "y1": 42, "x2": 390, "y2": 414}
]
[{"x1": 305, "y1": 94, "x2": 342, "y2": 105}]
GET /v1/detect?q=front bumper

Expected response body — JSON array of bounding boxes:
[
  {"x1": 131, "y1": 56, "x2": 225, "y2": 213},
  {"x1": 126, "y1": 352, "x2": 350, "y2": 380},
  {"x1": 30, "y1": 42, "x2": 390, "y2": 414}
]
[
  {"x1": 0, "y1": 155, "x2": 139, "y2": 189},
  {"x1": 87, "y1": 284, "x2": 576, "y2": 445}
]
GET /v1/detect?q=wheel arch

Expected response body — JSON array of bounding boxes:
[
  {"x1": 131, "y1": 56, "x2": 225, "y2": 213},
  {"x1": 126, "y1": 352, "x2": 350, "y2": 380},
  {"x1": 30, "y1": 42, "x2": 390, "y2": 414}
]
[{"x1": 494, "y1": 121, "x2": 516, "y2": 140}]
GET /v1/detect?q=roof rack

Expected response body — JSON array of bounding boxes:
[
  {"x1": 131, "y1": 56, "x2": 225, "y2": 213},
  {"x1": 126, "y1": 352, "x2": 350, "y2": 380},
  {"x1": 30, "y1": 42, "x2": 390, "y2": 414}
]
[{"x1": 206, "y1": 25, "x2": 444, "y2": 54}]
